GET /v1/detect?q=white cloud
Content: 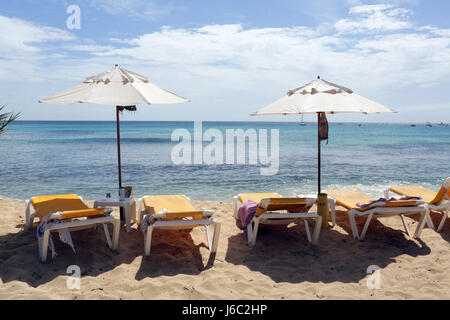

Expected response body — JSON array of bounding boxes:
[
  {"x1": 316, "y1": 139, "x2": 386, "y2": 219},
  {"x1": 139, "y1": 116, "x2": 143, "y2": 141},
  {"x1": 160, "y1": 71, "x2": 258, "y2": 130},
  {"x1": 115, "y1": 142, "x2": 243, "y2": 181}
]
[
  {"x1": 0, "y1": 15, "x2": 74, "y2": 82},
  {"x1": 1, "y1": 2, "x2": 449, "y2": 122},
  {"x1": 335, "y1": 4, "x2": 412, "y2": 33},
  {"x1": 0, "y1": 15, "x2": 73, "y2": 58}
]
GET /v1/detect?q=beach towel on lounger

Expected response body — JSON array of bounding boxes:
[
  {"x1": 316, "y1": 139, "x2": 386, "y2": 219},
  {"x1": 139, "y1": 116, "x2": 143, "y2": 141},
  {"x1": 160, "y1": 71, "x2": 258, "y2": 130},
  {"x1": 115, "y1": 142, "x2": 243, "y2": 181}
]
[
  {"x1": 37, "y1": 216, "x2": 75, "y2": 259},
  {"x1": 356, "y1": 196, "x2": 423, "y2": 210},
  {"x1": 237, "y1": 200, "x2": 258, "y2": 229}
]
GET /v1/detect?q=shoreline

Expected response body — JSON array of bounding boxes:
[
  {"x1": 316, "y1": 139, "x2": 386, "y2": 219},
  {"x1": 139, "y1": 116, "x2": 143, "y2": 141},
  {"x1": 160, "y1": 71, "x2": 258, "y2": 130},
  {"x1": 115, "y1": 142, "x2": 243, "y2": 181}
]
[{"x1": 0, "y1": 195, "x2": 449, "y2": 300}]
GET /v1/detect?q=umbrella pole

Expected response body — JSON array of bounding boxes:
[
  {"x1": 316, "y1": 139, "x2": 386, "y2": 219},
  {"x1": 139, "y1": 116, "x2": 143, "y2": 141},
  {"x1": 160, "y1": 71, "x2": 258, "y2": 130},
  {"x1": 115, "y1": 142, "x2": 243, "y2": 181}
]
[
  {"x1": 116, "y1": 106, "x2": 122, "y2": 188},
  {"x1": 317, "y1": 112, "x2": 321, "y2": 194},
  {"x1": 116, "y1": 106, "x2": 125, "y2": 221}
]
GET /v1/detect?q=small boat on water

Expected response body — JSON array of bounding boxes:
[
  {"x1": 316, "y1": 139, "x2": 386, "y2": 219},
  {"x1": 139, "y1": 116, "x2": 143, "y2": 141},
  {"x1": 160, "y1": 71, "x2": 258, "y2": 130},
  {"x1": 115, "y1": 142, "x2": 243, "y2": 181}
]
[
  {"x1": 411, "y1": 124, "x2": 416, "y2": 127},
  {"x1": 426, "y1": 122, "x2": 432, "y2": 127},
  {"x1": 299, "y1": 114, "x2": 306, "y2": 126}
]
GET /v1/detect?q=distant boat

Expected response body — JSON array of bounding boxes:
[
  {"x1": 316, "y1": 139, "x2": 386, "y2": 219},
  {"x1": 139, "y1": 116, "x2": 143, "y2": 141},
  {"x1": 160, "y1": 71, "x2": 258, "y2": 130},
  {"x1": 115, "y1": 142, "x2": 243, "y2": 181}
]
[
  {"x1": 426, "y1": 122, "x2": 432, "y2": 127},
  {"x1": 411, "y1": 124, "x2": 416, "y2": 127},
  {"x1": 358, "y1": 124, "x2": 362, "y2": 127},
  {"x1": 299, "y1": 114, "x2": 306, "y2": 126}
]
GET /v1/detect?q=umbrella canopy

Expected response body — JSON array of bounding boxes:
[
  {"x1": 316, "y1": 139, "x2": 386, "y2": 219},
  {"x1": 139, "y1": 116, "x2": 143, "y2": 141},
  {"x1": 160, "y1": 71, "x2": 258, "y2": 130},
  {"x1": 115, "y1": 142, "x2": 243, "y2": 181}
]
[
  {"x1": 39, "y1": 65, "x2": 189, "y2": 106},
  {"x1": 40, "y1": 65, "x2": 190, "y2": 189},
  {"x1": 252, "y1": 77, "x2": 395, "y2": 116},
  {"x1": 251, "y1": 76, "x2": 397, "y2": 194}
]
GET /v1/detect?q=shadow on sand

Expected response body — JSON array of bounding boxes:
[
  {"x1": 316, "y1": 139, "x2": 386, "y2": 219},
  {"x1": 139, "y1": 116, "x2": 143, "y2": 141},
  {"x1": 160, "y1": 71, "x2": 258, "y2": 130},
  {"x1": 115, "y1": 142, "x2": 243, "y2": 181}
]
[
  {"x1": 224, "y1": 211, "x2": 432, "y2": 284},
  {"x1": 0, "y1": 222, "x2": 216, "y2": 288}
]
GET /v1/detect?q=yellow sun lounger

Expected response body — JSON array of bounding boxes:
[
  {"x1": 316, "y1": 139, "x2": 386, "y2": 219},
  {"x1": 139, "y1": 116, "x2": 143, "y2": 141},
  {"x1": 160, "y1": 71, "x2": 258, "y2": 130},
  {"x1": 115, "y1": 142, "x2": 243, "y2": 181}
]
[
  {"x1": 233, "y1": 193, "x2": 322, "y2": 246},
  {"x1": 25, "y1": 194, "x2": 120, "y2": 262},
  {"x1": 326, "y1": 190, "x2": 430, "y2": 240},
  {"x1": 385, "y1": 178, "x2": 450, "y2": 232},
  {"x1": 138, "y1": 195, "x2": 221, "y2": 257}
]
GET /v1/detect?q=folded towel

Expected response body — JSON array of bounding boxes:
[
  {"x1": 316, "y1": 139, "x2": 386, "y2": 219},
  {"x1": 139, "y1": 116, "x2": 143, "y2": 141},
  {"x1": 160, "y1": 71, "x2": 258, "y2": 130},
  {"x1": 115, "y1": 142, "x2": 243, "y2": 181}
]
[
  {"x1": 356, "y1": 196, "x2": 422, "y2": 208},
  {"x1": 237, "y1": 200, "x2": 258, "y2": 229}
]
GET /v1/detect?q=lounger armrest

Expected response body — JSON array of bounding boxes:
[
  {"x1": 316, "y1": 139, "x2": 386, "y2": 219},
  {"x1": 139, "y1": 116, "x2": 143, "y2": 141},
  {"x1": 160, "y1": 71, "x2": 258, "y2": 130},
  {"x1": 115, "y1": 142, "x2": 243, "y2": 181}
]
[
  {"x1": 49, "y1": 208, "x2": 111, "y2": 220},
  {"x1": 152, "y1": 210, "x2": 214, "y2": 220}
]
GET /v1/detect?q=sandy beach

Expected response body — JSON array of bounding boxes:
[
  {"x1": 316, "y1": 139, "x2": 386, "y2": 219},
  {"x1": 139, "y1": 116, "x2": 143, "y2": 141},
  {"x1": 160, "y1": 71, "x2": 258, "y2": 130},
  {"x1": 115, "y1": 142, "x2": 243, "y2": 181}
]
[{"x1": 0, "y1": 194, "x2": 448, "y2": 300}]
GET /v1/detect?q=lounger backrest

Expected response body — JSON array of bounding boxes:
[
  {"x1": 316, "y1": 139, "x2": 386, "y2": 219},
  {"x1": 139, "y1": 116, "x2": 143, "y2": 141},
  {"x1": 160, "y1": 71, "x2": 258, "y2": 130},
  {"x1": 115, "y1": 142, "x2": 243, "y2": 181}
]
[
  {"x1": 389, "y1": 186, "x2": 437, "y2": 203},
  {"x1": 238, "y1": 193, "x2": 281, "y2": 204},
  {"x1": 142, "y1": 195, "x2": 204, "y2": 219},
  {"x1": 327, "y1": 190, "x2": 424, "y2": 212},
  {"x1": 430, "y1": 177, "x2": 450, "y2": 204},
  {"x1": 255, "y1": 198, "x2": 313, "y2": 217},
  {"x1": 325, "y1": 190, "x2": 374, "y2": 210},
  {"x1": 31, "y1": 194, "x2": 88, "y2": 221}
]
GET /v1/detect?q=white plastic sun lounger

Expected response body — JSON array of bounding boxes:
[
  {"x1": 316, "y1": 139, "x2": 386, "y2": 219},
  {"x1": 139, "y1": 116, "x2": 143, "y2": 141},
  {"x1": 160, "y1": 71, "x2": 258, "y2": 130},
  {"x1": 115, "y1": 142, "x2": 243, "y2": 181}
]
[
  {"x1": 385, "y1": 178, "x2": 450, "y2": 232},
  {"x1": 234, "y1": 193, "x2": 322, "y2": 246},
  {"x1": 25, "y1": 194, "x2": 120, "y2": 262},
  {"x1": 138, "y1": 195, "x2": 220, "y2": 257},
  {"x1": 326, "y1": 190, "x2": 430, "y2": 240}
]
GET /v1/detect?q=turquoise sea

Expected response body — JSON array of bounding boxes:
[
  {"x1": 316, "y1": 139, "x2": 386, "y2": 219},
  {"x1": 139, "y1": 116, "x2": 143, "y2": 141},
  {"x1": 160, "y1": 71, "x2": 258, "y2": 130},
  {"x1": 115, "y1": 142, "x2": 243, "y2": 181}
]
[{"x1": 0, "y1": 121, "x2": 449, "y2": 201}]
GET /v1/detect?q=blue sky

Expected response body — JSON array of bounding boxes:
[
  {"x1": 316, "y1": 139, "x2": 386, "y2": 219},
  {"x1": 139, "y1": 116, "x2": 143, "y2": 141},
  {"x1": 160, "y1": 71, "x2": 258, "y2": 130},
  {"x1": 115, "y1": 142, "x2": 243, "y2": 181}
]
[{"x1": 1, "y1": 0, "x2": 449, "y2": 122}]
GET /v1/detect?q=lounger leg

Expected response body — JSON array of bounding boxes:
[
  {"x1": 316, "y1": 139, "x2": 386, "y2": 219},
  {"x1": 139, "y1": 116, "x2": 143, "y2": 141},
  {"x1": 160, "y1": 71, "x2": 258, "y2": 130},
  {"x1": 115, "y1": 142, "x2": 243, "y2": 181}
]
[
  {"x1": 400, "y1": 214, "x2": 412, "y2": 237},
  {"x1": 144, "y1": 226, "x2": 154, "y2": 256},
  {"x1": 328, "y1": 198, "x2": 336, "y2": 227},
  {"x1": 312, "y1": 216, "x2": 322, "y2": 245},
  {"x1": 40, "y1": 230, "x2": 51, "y2": 263},
  {"x1": 205, "y1": 225, "x2": 212, "y2": 250},
  {"x1": 25, "y1": 200, "x2": 33, "y2": 230},
  {"x1": 131, "y1": 200, "x2": 137, "y2": 224},
  {"x1": 304, "y1": 220, "x2": 312, "y2": 243},
  {"x1": 103, "y1": 223, "x2": 113, "y2": 248},
  {"x1": 437, "y1": 210, "x2": 448, "y2": 232},
  {"x1": 124, "y1": 205, "x2": 131, "y2": 233},
  {"x1": 249, "y1": 219, "x2": 260, "y2": 247},
  {"x1": 414, "y1": 211, "x2": 429, "y2": 239},
  {"x1": 233, "y1": 196, "x2": 239, "y2": 219},
  {"x1": 348, "y1": 211, "x2": 360, "y2": 240},
  {"x1": 247, "y1": 221, "x2": 253, "y2": 244},
  {"x1": 384, "y1": 188, "x2": 390, "y2": 199},
  {"x1": 112, "y1": 220, "x2": 120, "y2": 250},
  {"x1": 211, "y1": 223, "x2": 221, "y2": 253},
  {"x1": 426, "y1": 214, "x2": 436, "y2": 231},
  {"x1": 360, "y1": 213, "x2": 373, "y2": 240}
]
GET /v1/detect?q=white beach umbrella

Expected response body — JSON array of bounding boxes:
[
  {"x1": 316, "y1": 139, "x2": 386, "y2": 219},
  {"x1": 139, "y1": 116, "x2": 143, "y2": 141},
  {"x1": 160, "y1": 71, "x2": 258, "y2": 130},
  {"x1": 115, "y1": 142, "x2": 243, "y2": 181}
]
[
  {"x1": 251, "y1": 76, "x2": 397, "y2": 194},
  {"x1": 40, "y1": 64, "x2": 190, "y2": 189}
]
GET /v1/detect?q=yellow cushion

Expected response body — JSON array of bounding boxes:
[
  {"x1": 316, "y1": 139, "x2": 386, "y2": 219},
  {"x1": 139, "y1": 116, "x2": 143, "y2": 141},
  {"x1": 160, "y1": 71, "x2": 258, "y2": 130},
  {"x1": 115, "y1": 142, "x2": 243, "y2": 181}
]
[
  {"x1": 142, "y1": 195, "x2": 203, "y2": 219},
  {"x1": 389, "y1": 186, "x2": 438, "y2": 204},
  {"x1": 31, "y1": 194, "x2": 88, "y2": 221},
  {"x1": 325, "y1": 190, "x2": 374, "y2": 210},
  {"x1": 326, "y1": 190, "x2": 423, "y2": 212},
  {"x1": 238, "y1": 193, "x2": 281, "y2": 204}
]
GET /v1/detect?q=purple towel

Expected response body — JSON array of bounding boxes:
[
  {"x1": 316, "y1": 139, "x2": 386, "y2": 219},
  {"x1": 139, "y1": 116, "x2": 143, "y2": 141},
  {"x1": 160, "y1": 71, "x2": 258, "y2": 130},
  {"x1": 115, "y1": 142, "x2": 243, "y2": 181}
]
[
  {"x1": 356, "y1": 196, "x2": 422, "y2": 208},
  {"x1": 237, "y1": 200, "x2": 258, "y2": 229}
]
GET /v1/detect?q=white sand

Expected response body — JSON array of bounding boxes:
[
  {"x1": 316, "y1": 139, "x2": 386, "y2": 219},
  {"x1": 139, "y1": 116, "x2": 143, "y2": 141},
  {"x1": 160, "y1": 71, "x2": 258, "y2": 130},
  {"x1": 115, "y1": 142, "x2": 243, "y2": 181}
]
[{"x1": 0, "y1": 195, "x2": 449, "y2": 300}]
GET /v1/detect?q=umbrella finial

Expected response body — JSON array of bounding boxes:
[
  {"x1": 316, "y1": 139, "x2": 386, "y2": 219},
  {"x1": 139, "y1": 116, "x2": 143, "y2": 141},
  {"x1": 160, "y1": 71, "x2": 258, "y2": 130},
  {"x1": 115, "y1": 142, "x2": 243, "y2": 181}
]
[
  {"x1": 317, "y1": 75, "x2": 320, "y2": 79},
  {"x1": 115, "y1": 64, "x2": 119, "y2": 67}
]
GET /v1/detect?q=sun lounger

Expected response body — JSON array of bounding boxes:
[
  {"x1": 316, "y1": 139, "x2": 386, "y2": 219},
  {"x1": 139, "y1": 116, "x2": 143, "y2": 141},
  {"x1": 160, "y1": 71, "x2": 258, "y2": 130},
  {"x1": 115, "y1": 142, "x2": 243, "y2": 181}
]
[
  {"x1": 326, "y1": 190, "x2": 430, "y2": 240},
  {"x1": 385, "y1": 178, "x2": 450, "y2": 232},
  {"x1": 233, "y1": 193, "x2": 322, "y2": 246},
  {"x1": 25, "y1": 194, "x2": 120, "y2": 262},
  {"x1": 138, "y1": 195, "x2": 220, "y2": 257}
]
